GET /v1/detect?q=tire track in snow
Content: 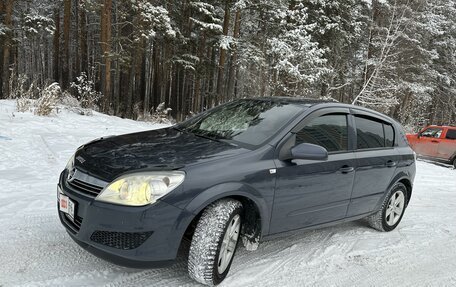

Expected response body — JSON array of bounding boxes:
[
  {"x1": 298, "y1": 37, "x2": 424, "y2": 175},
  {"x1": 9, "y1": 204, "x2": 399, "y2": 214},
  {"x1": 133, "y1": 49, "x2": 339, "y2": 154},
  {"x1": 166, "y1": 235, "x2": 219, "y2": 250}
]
[
  {"x1": 38, "y1": 135, "x2": 58, "y2": 162},
  {"x1": 100, "y1": 242, "x2": 194, "y2": 287},
  {"x1": 0, "y1": 212, "x2": 117, "y2": 286}
]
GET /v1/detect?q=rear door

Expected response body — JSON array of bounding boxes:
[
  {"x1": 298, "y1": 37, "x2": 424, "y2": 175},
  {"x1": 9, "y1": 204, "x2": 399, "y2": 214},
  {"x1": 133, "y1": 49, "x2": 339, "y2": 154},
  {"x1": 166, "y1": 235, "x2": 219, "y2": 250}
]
[
  {"x1": 347, "y1": 112, "x2": 401, "y2": 217},
  {"x1": 437, "y1": 128, "x2": 456, "y2": 161},
  {"x1": 270, "y1": 108, "x2": 356, "y2": 234}
]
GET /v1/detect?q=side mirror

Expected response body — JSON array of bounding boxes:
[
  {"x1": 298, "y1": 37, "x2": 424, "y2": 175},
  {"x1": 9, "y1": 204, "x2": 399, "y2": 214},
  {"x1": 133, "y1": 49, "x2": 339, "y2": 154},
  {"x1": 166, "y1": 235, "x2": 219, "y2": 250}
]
[{"x1": 290, "y1": 143, "x2": 328, "y2": 161}]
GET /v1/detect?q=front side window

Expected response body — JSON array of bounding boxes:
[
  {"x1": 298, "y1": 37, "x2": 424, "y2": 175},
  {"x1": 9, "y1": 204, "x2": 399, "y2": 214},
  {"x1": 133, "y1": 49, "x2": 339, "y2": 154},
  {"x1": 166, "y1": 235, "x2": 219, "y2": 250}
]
[
  {"x1": 355, "y1": 116, "x2": 385, "y2": 149},
  {"x1": 296, "y1": 114, "x2": 348, "y2": 152},
  {"x1": 420, "y1": 127, "x2": 442, "y2": 138}
]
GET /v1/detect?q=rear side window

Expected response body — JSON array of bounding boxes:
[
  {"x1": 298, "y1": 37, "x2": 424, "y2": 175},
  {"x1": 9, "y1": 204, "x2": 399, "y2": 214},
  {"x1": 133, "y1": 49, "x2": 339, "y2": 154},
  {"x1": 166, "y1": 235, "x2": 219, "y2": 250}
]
[
  {"x1": 355, "y1": 116, "x2": 384, "y2": 149},
  {"x1": 355, "y1": 116, "x2": 395, "y2": 149},
  {"x1": 296, "y1": 114, "x2": 348, "y2": 152},
  {"x1": 446, "y1": 129, "x2": 456, "y2": 140}
]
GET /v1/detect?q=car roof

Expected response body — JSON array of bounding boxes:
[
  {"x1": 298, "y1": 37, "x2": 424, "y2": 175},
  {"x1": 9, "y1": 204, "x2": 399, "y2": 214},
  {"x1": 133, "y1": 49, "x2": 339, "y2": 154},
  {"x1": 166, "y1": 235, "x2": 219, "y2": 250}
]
[
  {"x1": 427, "y1": 125, "x2": 456, "y2": 128},
  {"x1": 248, "y1": 96, "x2": 335, "y2": 107},
  {"x1": 247, "y1": 97, "x2": 399, "y2": 125}
]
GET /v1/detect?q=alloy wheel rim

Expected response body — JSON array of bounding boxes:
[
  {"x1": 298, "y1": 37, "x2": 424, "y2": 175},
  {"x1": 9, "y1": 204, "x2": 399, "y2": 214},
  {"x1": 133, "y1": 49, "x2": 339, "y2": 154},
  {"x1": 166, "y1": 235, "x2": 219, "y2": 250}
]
[
  {"x1": 385, "y1": 190, "x2": 405, "y2": 226},
  {"x1": 217, "y1": 214, "x2": 241, "y2": 274}
]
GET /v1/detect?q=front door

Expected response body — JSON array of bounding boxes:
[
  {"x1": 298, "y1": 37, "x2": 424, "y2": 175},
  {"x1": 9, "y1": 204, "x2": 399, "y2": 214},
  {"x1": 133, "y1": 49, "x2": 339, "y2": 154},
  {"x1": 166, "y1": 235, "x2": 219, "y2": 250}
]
[
  {"x1": 414, "y1": 127, "x2": 443, "y2": 157},
  {"x1": 270, "y1": 111, "x2": 356, "y2": 234}
]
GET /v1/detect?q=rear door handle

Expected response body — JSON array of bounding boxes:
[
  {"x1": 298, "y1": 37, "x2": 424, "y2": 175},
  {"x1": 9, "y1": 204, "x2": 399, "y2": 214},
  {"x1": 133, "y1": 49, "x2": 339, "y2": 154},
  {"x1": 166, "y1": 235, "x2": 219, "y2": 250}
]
[
  {"x1": 339, "y1": 166, "x2": 354, "y2": 173},
  {"x1": 386, "y1": 160, "x2": 397, "y2": 168},
  {"x1": 431, "y1": 140, "x2": 439, "y2": 143}
]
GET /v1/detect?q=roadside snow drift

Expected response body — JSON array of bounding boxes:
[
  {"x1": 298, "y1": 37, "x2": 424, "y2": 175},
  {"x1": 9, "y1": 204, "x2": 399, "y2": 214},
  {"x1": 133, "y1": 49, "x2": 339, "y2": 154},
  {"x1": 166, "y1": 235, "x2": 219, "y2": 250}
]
[{"x1": 1, "y1": 100, "x2": 455, "y2": 286}]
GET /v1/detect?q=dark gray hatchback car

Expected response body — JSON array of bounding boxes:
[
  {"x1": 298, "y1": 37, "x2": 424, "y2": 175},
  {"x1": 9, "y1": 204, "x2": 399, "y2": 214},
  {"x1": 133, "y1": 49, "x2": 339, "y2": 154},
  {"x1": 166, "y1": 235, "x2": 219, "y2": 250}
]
[{"x1": 58, "y1": 97, "x2": 416, "y2": 285}]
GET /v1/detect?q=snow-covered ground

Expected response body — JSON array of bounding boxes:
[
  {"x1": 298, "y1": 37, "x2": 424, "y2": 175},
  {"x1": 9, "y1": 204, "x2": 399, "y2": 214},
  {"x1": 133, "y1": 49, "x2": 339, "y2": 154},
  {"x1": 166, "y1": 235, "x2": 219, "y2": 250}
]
[{"x1": 1, "y1": 100, "x2": 455, "y2": 287}]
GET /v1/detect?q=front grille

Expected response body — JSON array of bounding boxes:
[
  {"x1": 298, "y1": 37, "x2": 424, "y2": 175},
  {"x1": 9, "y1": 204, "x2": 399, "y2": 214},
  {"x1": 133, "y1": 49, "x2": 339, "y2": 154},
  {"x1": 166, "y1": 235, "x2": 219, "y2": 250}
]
[
  {"x1": 60, "y1": 211, "x2": 84, "y2": 234},
  {"x1": 67, "y1": 178, "x2": 103, "y2": 197},
  {"x1": 64, "y1": 168, "x2": 106, "y2": 197},
  {"x1": 90, "y1": 230, "x2": 153, "y2": 250}
]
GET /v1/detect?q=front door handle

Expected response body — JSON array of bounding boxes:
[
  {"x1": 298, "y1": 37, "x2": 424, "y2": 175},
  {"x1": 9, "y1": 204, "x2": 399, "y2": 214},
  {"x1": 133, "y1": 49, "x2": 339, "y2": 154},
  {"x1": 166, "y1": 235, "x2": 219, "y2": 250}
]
[
  {"x1": 339, "y1": 166, "x2": 354, "y2": 173},
  {"x1": 386, "y1": 160, "x2": 397, "y2": 167},
  {"x1": 431, "y1": 140, "x2": 439, "y2": 143}
]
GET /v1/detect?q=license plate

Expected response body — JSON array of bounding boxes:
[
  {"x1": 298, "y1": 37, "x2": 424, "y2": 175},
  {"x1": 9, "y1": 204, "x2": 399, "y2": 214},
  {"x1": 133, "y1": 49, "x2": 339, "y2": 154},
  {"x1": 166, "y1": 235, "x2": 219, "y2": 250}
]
[{"x1": 59, "y1": 193, "x2": 75, "y2": 219}]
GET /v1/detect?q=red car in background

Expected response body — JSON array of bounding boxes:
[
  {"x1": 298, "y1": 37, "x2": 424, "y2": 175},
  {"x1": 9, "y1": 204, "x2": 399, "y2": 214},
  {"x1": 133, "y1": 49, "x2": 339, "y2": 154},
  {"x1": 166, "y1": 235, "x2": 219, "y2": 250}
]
[{"x1": 407, "y1": 125, "x2": 456, "y2": 168}]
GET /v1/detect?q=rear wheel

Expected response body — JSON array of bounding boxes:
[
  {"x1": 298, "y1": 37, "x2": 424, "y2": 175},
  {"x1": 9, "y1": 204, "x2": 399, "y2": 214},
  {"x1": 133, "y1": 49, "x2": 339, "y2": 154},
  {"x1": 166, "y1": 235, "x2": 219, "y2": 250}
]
[
  {"x1": 367, "y1": 183, "x2": 408, "y2": 232},
  {"x1": 188, "y1": 199, "x2": 243, "y2": 286},
  {"x1": 452, "y1": 157, "x2": 456, "y2": 169}
]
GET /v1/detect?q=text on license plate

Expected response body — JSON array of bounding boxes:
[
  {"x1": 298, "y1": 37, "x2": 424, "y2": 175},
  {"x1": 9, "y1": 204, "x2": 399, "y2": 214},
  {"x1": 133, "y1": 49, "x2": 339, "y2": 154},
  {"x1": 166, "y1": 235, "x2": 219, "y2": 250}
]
[{"x1": 59, "y1": 193, "x2": 75, "y2": 219}]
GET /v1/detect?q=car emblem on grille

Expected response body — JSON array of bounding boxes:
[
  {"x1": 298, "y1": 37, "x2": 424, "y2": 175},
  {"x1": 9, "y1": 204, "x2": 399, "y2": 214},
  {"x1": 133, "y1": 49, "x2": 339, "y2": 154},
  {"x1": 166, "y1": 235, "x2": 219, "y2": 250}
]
[
  {"x1": 76, "y1": 156, "x2": 86, "y2": 164},
  {"x1": 67, "y1": 168, "x2": 76, "y2": 182}
]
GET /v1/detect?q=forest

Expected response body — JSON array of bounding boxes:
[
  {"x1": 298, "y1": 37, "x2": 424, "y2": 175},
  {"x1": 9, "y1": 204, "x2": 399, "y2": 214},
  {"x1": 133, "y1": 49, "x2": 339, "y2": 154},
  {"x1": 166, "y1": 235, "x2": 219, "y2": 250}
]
[{"x1": 0, "y1": 0, "x2": 455, "y2": 128}]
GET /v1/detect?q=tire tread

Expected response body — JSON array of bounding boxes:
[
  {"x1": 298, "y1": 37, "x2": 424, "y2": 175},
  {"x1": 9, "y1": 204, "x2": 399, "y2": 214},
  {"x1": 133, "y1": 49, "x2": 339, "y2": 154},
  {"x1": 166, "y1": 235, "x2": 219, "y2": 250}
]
[{"x1": 188, "y1": 199, "x2": 242, "y2": 286}]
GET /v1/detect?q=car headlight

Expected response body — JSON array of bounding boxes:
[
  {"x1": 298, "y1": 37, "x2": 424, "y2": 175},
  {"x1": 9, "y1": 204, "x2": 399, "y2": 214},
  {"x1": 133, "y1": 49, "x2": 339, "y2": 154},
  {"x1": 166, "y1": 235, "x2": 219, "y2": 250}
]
[{"x1": 95, "y1": 171, "x2": 185, "y2": 206}]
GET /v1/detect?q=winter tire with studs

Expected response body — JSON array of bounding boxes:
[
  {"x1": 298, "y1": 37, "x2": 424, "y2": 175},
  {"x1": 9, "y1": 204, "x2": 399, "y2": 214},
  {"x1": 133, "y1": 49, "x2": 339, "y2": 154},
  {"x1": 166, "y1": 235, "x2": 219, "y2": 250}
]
[{"x1": 188, "y1": 199, "x2": 243, "y2": 286}]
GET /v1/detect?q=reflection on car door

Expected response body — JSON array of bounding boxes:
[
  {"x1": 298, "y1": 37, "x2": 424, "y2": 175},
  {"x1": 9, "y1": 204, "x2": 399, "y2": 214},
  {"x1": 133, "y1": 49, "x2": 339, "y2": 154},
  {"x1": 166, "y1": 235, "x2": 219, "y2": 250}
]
[
  {"x1": 347, "y1": 113, "x2": 400, "y2": 217},
  {"x1": 270, "y1": 110, "x2": 356, "y2": 234},
  {"x1": 414, "y1": 127, "x2": 442, "y2": 157}
]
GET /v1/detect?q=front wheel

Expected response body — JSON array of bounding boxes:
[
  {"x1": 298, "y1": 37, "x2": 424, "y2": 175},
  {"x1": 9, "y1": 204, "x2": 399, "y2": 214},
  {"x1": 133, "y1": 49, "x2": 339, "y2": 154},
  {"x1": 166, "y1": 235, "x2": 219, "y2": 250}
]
[
  {"x1": 366, "y1": 183, "x2": 408, "y2": 232},
  {"x1": 452, "y1": 157, "x2": 456, "y2": 169},
  {"x1": 188, "y1": 199, "x2": 243, "y2": 286}
]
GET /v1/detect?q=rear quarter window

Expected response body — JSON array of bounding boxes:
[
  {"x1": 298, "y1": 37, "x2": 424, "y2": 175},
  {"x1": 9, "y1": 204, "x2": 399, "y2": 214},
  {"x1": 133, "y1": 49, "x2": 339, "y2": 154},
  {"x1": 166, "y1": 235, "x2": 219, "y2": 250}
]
[{"x1": 384, "y1": 124, "x2": 395, "y2": 147}]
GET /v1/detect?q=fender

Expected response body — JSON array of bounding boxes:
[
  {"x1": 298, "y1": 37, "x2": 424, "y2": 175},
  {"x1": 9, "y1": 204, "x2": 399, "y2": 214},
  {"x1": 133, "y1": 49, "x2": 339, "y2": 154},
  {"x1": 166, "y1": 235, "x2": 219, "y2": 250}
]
[
  {"x1": 183, "y1": 182, "x2": 271, "y2": 236},
  {"x1": 374, "y1": 171, "x2": 413, "y2": 211},
  {"x1": 450, "y1": 152, "x2": 456, "y2": 162}
]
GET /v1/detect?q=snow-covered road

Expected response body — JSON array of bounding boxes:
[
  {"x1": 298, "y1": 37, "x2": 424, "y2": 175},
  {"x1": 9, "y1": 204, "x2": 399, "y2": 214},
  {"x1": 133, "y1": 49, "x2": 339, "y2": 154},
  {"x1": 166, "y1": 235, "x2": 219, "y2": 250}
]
[{"x1": 1, "y1": 100, "x2": 455, "y2": 287}]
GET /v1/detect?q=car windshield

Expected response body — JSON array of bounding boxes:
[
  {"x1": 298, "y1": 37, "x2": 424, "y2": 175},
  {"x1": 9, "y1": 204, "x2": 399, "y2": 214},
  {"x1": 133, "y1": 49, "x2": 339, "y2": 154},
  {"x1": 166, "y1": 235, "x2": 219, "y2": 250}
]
[{"x1": 177, "y1": 99, "x2": 304, "y2": 147}]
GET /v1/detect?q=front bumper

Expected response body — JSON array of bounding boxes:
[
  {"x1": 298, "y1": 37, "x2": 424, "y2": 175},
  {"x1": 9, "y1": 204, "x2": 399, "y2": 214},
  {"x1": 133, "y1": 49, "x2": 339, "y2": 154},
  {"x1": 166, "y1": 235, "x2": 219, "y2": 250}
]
[{"x1": 57, "y1": 171, "x2": 193, "y2": 268}]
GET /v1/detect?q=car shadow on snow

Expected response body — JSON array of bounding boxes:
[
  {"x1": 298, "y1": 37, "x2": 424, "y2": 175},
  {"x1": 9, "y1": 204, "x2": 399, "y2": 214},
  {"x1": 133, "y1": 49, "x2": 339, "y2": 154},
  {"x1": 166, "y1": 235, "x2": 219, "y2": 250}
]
[
  {"x1": 417, "y1": 158, "x2": 454, "y2": 170},
  {"x1": 98, "y1": 220, "x2": 373, "y2": 286}
]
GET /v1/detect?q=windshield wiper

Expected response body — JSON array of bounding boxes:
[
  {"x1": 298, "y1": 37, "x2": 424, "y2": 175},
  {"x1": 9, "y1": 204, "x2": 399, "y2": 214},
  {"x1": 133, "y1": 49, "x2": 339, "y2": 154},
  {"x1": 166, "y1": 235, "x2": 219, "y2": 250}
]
[
  {"x1": 192, "y1": 132, "x2": 223, "y2": 143},
  {"x1": 173, "y1": 126, "x2": 185, "y2": 133},
  {"x1": 174, "y1": 126, "x2": 223, "y2": 143}
]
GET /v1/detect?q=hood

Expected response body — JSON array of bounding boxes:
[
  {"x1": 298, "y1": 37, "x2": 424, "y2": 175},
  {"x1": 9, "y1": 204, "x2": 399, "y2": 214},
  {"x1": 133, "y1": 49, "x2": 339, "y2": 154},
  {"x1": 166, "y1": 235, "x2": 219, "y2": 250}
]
[{"x1": 74, "y1": 127, "x2": 249, "y2": 181}]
